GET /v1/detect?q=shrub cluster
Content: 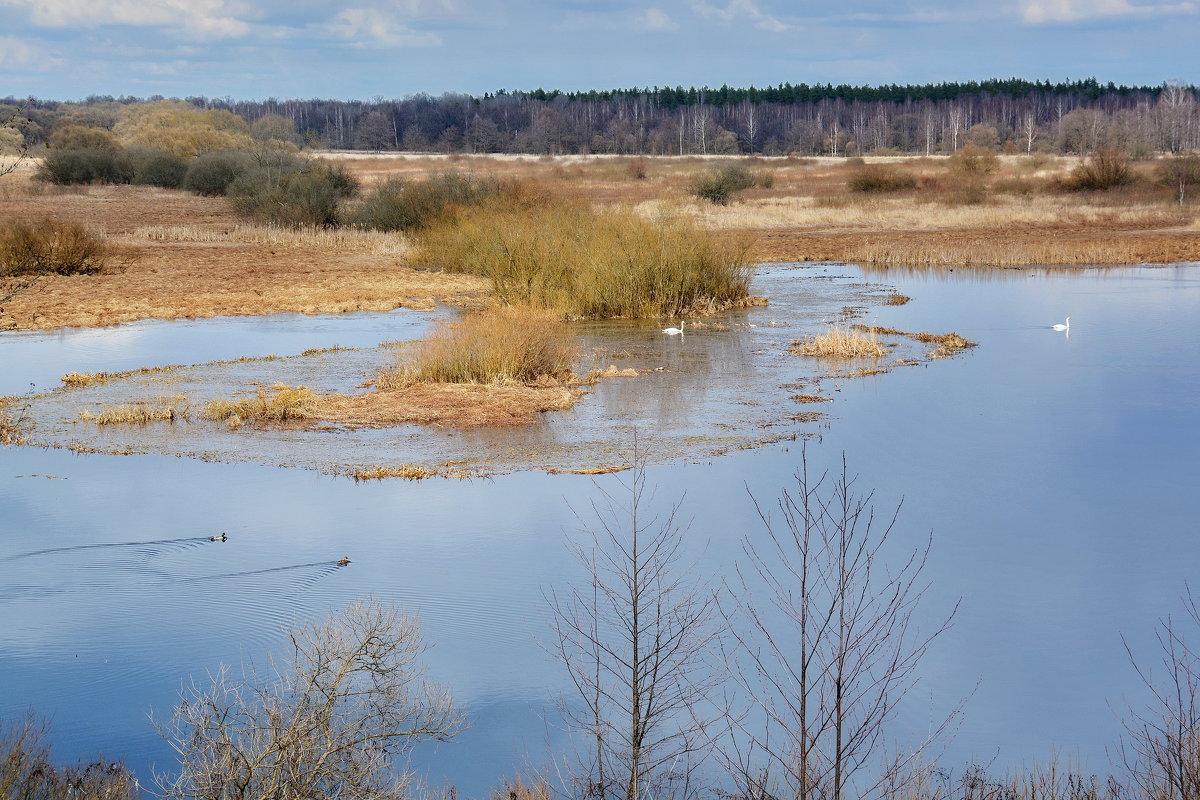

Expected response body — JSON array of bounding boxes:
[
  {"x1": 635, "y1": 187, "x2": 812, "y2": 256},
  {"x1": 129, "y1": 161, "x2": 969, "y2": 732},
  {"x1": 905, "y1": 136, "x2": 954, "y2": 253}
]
[
  {"x1": 126, "y1": 146, "x2": 188, "y2": 188},
  {"x1": 847, "y1": 164, "x2": 918, "y2": 192},
  {"x1": 949, "y1": 144, "x2": 999, "y2": 175},
  {"x1": 38, "y1": 145, "x2": 190, "y2": 188},
  {"x1": 1156, "y1": 153, "x2": 1200, "y2": 203},
  {"x1": 181, "y1": 151, "x2": 252, "y2": 195},
  {"x1": 0, "y1": 218, "x2": 108, "y2": 276},
  {"x1": 1062, "y1": 149, "x2": 1132, "y2": 191},
  {"x1": 691, "y1": 162, "x2": 757, "y2": 205},
  {"x1": 226, "y1": 154, "x2": 360, "y2": 227},
  {"x1": 38, "y1": 148, "x2": 132, "y2": 185},
  {"x1": 413, "y1": 198, "x2": 753, "y2": 319},
  {"x1": 348, "y1": 171, "x2": 502, "y2": 231}
]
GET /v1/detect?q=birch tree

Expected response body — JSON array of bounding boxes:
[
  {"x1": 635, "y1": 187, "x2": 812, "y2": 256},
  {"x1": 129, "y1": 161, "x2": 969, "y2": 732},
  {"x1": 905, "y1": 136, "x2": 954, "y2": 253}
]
[
  {"x1": 548, "y1": 458, "x2": 720, "y2": 800},
  {"x1": 723, "y1": 452, "x2": 958, "y2": 800}
]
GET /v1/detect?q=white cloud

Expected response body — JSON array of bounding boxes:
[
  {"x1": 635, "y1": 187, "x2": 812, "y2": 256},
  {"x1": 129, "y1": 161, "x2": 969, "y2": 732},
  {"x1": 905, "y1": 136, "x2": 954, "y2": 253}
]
[
  {"x1": 637, "y1": 7, "x2": 679, "y2": 31},
  {"x1": 0, "y1": 0, "x2": 252, "y2": 38},
  {"x1": 326, "y1": 7, "x2": 442, "y2": 46},
  {"x1": 1019, "y1": 0, "x2": 1197, "y2": 22},
  {"x1": 0, "y1": 35, "x2": 62, "y2": 69},
  {"x1": 689, "y1": 0, "x2": 798, "y2": 31}
]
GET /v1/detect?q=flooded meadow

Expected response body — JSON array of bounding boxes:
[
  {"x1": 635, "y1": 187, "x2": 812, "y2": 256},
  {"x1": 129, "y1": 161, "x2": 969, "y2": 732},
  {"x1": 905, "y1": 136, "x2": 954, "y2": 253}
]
[{"x1": 2, "y1": 261, "x2": 1199, "y2": 794}]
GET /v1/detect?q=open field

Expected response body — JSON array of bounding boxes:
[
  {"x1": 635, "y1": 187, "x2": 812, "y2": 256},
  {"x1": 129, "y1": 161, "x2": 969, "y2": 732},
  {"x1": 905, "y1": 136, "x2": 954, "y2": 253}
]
[
  {"x1": 1, "y1": 153, "x2": 1198, "y2": 332},
  {"x1": 0, "y1": 179, "x2": 485, "y2": 331}
]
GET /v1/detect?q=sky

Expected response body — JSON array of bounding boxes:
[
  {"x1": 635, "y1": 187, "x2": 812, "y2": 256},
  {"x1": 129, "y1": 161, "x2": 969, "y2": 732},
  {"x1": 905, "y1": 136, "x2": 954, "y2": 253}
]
[{"x1": 0, "y1": 0, "x2": 1197, "y2": 101}]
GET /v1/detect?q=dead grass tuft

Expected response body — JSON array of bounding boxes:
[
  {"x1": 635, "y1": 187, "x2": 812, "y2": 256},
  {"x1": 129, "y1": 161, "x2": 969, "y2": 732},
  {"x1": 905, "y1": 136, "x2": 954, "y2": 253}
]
[
  {"x1": 61, "y1": 371, "x2": 112, "y2": 388},
  {"x1": 884, "y1": 292, "x2": 911, "y2": 305},
  {"x1": 79, "y1": 397, "x2": 190, "y2": 425},
  {"x1": 791, "y1": 326, "x2": 886, "y2": 359},
  {"x1": 583, "y1": 365, "x2": 641, "y2": 383},
  {"x1": 0, "y1": 408, "x2": 27, "y2": 445},
  {"x1": 382, "y1": 305, "x2": 577, "y2": 387},
  {"x1": 202, "y1": 384, "x2": 317, "y2": 425},
  {"x1": 852, "y1": 324, "x2": 976, "y2": 358},
  {"x1": 352, "y1": 464, "x2": 438, "y2": 481}
]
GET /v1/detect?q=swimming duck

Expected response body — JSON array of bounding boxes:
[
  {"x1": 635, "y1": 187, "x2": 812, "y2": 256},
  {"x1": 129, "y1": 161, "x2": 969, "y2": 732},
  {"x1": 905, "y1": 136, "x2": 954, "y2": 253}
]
[
  {"x1": 336, "y1": 557, "x2": 351, "y2": 566},
  {"x1": 209, "y1": 533, "x2": 227, "y2": 542}
]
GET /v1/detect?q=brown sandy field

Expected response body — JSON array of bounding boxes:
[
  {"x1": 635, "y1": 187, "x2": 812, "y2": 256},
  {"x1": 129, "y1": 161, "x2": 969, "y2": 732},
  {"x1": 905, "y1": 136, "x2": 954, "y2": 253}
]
[{"x1": 2, "y1": 152, "x2": 1198, "y2": 334}]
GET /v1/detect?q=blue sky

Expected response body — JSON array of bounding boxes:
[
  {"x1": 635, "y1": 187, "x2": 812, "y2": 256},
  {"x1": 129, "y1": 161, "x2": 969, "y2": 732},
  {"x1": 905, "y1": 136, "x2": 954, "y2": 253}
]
[{"x1": 0, "y1": 0, "x2": 1197, "y2": 100}]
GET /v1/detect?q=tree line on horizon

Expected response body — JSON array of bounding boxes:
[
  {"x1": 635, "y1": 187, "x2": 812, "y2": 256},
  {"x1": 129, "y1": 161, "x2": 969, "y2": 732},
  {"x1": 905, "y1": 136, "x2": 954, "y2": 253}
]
[{"x1": 2, "y1": 78, "x2": 1197, "y2": 159}]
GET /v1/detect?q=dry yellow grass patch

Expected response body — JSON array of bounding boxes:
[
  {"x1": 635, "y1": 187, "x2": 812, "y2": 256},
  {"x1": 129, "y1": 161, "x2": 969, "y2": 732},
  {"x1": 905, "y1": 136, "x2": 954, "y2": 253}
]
[
  {"x1": 546, "y1": 465, "x2": 634, "y2": 475},
  {"x1": 791, "y1": 326, "x2": 886, "y2": 359},
  {"x1": 79, "y1": 397, "x2": 189, "y2": 425},
  {"x1": 0, "y1": 184, "x2": 486, "y2": 331},
  {"x1": 203, "y1": 384, "x2": 317, "y2": 425},
  {"x1": 382, "y1": 305, "x2": 578, "y2": 387},
  {"x1": 853, "y1": 324, "x2": 976, "y2": 358},
  {"x1": 351, "y1": 465, "x2": 438, "y2": 481},
  {"x1": 583, "y1": 365, "x2": 640, "y2": 382},
  {"x1": 0, "y1": 408, "x2": 26, "y2": 445},
  {"x1": 62, "y1": 371, "x2": 113, "y2": 388},
  {"x1": 132, "y1": 224, "x2": 410, "y2": 257}
]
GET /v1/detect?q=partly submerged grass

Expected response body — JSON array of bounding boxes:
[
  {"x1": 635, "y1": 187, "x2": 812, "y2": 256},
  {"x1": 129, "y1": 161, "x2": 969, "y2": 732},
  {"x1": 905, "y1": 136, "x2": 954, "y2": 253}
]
[
  {"x1": 381, "y1": 305, "x2": 577, "y2": 387},
  {"x1": 791, "y1": 325, "x2": 887, "y2": 359},
  {"x1": 62, "y1": 371, "x2": 113, "y2": 388},
  {"x1": 0, "y1": 407, "x2": 27, "y2": 445},
  {"x1": 78, "y1": 397, "x2": 190, "y2": 425},
  {"x1": 352, "y1": 465, "x2": 438, "y2": 481},
  {"x1": 412, "y1": 198, "x2": 755, "y2": 319},
  {"x1": 852, "y1": 324, "x2": 976, "y2": 358},
  {"x1": 202, "y1": 384, "x2": 317, "y2": 425}
]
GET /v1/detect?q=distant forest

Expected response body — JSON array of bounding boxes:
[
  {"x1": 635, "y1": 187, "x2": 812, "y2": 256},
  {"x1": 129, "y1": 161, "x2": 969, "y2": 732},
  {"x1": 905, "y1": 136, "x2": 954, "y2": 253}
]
[{"x1": 4, "y1": 78, "x2": 1198, "y2": 157}]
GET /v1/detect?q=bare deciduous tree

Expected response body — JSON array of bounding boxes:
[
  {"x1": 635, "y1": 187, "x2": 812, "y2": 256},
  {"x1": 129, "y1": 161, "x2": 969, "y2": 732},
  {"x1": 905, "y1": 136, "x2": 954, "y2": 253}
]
[
  {"x1": 723, "y1": 451, "x2": 958, "y2": 800},
  {"x1": 547, "y1": 455, "x2": 721, "y2": 800},
  {"x1": 154, "y1": 600, "x2": 463, "y2": 800},
  {"x1": 1121, "y1": 587, "x2": 1200, "y2": 800}
]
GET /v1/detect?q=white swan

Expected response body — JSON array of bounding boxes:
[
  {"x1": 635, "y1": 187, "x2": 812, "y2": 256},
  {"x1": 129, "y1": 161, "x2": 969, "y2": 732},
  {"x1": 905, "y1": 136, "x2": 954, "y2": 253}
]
[
  {"x1": 662, "y1": 321, "x2": 685, "y2": 335},
  {"x1": 1052, "y1": 317, "x2": 1070, "y2": 331}
]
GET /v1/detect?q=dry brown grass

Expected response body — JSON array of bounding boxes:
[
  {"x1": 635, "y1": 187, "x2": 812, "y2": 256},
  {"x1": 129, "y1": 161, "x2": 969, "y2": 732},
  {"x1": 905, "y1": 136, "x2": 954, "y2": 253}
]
[
  {"x1": 791, "y1": 326, "x2": 886, "y2": 359},
  {"x1": 61, "y1": 371, "x2": 113, "y2": 388},
  {"x1": 351, "y1": 465, "x2": 437, "y2": 481},
  {"x1": 79, "y1": 397, "x2": 189, "y2": 425},
  {"x1": 853, "y1": 324, "x2": 976, "y2": 358},
  {"x1": 0, "y1": 183, "x2": 484, "y2": 331},
  {"x1": 413, "y1": 198, "x2": 755, "y2": 319},
  {"x1": 0, "y1": 407, "x2": 26, "y2": 445},
  {"x1": 884, "y1": 292, "x2": 911, "y2": 305},
  {"x1": 203, "y1": 384, "x2": 317, "y2": 425},
  {"x1": 133, "y1": 223, "x2": 409, "y2": 256},
  {"x1": 381, "y1": 305, "x2": 578, "y2": 387}
]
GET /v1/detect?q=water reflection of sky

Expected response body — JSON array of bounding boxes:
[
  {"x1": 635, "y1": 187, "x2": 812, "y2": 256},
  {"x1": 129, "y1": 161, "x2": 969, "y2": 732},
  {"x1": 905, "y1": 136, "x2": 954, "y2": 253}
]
[{"x1": 1, "y1": 263, "x2": 1199, "y2": 794}]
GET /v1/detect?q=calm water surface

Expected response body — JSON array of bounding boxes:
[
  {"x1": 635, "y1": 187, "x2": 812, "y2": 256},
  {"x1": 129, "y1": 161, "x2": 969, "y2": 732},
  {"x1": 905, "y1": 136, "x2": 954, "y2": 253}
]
[{"x1": 1, "y1": 263, "x2": 1198, "y2": 793}]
